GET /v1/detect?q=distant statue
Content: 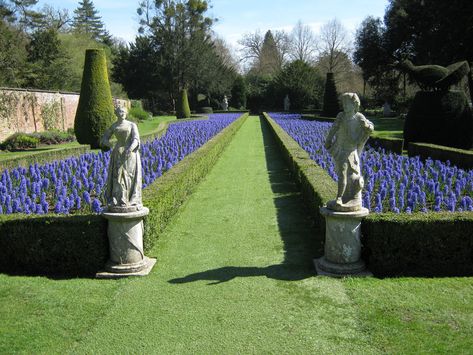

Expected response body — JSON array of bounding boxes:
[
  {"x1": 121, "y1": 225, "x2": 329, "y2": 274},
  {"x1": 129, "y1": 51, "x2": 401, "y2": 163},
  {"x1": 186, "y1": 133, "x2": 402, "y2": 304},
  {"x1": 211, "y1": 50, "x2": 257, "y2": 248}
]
[
  {"x1": 222, "y1": 95, "x2": 229, "y2": 111},
  {"x1": 101, "y1": 106, "x2": 143, "y2": 213},
  {"x1": 284, "y1": 94, "x2": 290, "y2": 111},
  {"x1": 324, "y1": 93, "x2": 374, "y2": 212},
  {"x1": 383, "y1": 102, "x2": 393, "y2": 117}
]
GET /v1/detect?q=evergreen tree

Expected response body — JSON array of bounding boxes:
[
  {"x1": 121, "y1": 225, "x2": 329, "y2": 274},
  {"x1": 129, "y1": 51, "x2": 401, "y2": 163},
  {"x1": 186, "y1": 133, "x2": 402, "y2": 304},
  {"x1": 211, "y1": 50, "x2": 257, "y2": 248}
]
[
  {"x1": 257, "y1": 30, "x2": 282, "y2": 76},
  {"x1": 72, "y1": 0, "x2": 106, "y2": 41},
  {"x1": 176, "y1": 89, "x2": 191, "y2": 119},
  {"x1": 230, "y1": 76, "x2": 247, "y2": 109},
  {"x1": 74, "y1": 49, "x2": 115, "y2": 148},
  {"x1": 323, "y1": 72, "x2": 340, "y2": 117}
]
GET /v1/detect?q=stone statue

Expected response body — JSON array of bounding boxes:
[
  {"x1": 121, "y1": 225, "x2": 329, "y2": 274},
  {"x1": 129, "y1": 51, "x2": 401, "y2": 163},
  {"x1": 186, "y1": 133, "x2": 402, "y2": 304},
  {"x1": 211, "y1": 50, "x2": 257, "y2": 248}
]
[
  {"x1": 98, "y1": 106, "x2": 155, "y2": 278},
  {"x1": 222, "y1": 95, "x2": 229, "y2": 111},
  {"x1": 284, "y1": 94, "x2": 290, "y2": 111},
  {"x1": 101, "y1": 106, "x2": 143, "y2": 213},
  {"x1": 324, "y1": 93, "x2": 374, "y2": 212}
]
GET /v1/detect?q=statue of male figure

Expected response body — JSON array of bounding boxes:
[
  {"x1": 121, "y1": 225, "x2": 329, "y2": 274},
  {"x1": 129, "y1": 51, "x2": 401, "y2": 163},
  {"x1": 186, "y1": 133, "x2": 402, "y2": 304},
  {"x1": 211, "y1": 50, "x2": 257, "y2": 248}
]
[{"x1": 324, "y1": 93, "x2": 374, "y2": 212}]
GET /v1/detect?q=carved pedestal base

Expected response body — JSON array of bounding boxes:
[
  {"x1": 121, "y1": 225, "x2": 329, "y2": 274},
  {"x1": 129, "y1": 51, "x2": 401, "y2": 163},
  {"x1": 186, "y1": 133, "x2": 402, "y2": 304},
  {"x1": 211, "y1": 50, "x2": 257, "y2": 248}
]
[
  {"x1": 315, "y1": 207, "x2": 372, "y2": 277},
  {"x1": 96, "y1": 207, "x2": 156, "y2": 279}
]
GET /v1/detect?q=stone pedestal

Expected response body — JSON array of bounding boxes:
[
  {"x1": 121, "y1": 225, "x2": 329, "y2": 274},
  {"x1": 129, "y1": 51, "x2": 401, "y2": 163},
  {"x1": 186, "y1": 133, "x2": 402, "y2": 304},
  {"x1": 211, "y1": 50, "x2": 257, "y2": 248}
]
[
  {"x1": 315, "y1": 207, "x2": 372, "y2": 277},
  {"x1": 97, "y1": 207, "x2": 156, "y2": 278}
]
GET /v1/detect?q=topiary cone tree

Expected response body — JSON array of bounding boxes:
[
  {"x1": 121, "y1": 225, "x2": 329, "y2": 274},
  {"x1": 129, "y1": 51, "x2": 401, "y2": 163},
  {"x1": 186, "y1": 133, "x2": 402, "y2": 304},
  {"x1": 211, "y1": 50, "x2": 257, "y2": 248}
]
[
  {"x1": 176, "y1": 88, "x2": 191, "y2": 119},
  {"x1": 74, "y1": 49, "x2": 115, "y2": 148},
  {"x1": 322, "y1": 72, "x2": 340, "y2": 117}
]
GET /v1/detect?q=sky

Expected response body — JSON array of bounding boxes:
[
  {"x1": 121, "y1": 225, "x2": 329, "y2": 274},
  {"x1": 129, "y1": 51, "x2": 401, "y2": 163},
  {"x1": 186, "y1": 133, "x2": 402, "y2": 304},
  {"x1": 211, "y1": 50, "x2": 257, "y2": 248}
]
[{"x1": 36, "y1": 0, "x2": 390, "y2": 48}]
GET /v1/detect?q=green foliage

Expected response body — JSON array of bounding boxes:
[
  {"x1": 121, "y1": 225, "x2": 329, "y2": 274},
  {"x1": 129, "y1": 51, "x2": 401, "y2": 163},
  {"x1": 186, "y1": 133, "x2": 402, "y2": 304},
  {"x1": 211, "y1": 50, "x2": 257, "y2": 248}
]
[
  {"x1": 272, "y1": 60, "x2": 324, "y2": 110},
  {"x1": 363, "y1": 213, "x2": 473, "y2": 277},
  {"x1": 0, "y1": 20, "x2": 29, "y2": 87},
  {"x1": 265, "y1": 112, "x2": 473, "y2": 277},
  {"x1": 408, "y1": 142, "x2": 473, "y2": 170},
  {"x1": 72, "y1": 0, "x2": 107, "y2": 42},
  {"x1": 0, "y1": 133, "x2": 39, "y2": 151},
  {"x1": 74, "y1": 49, "x2": 115, "y2": 148},
  {"x1": 230, "y1": 75, "x2": 247, "y2": 109},
  {"x1": 322, "y1": 72, "x2": 340, "y2": 117},
  {"x1": 0, "y1": 145, "x2": 89, "y2": 172},
  {"x1": 40, "y1": 99, "x2": 62, "y2": 130},
  {"x1": 404, "y1": 90, "x2": 473, "y2": 149},
  {"x1": 0, "y1": 114, "x2": 247, "y2": 276},
  {"x1": 31, "y1": 130, "x2": 75, "y2": 145},
  {"x1": 0, "y1": 214, "x2": 107, "y2": 276},
  {"x1": 176, "y1": 89, "x2": 191, "y2": 119},
  {"x1": 245, "y1": 74, "x2": 273, "y2": 113},
  {"x1": 128, "y1": 106, "x2": 150, "y2": 122}
]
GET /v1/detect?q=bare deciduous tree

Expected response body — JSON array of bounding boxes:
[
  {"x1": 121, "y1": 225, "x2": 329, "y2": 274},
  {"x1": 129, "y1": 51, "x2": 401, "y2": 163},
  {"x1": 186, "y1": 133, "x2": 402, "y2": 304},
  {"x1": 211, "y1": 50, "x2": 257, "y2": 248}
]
[
  {"x1": 318, "y1": 18, "x2": 351, "y2": 73},
  {"x1": 289, "y1": 20, "x2": 318, "y2": 63}
]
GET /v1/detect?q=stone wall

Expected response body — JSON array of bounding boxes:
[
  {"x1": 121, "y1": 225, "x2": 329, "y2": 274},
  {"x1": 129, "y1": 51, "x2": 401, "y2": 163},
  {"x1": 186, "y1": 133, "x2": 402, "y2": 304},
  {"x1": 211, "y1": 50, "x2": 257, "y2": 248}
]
[{"x1": 0, "y1": 88, "x2": 130, "y2": 141}]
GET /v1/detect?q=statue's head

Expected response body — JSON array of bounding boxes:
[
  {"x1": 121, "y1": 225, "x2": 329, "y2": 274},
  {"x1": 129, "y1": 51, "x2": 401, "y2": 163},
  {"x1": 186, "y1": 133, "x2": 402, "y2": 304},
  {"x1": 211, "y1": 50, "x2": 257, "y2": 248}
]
[
  {"x1": 340, "y1": 93, "x2": 360, "y2": 113},
  {"x1": 115, "y1": 106, "x2": 127, "y2": 120}
]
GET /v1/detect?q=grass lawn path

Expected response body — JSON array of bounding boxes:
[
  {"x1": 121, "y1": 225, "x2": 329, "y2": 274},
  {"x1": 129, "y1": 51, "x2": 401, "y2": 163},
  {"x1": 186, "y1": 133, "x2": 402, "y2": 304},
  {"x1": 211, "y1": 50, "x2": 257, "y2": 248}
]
[
  {"x1": 70, "y1": 116, "x2": 375, "y2": 353},
  {"x1": 1, "y1": 116, "x2": 472, "y2": 353}
]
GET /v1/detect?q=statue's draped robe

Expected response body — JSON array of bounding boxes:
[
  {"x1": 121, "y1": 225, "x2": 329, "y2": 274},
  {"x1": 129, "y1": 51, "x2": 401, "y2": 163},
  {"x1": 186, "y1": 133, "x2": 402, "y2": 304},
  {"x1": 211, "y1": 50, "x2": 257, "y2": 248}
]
[{"x1": 104, "y1": 121, "x2": 142, "y2": 211}]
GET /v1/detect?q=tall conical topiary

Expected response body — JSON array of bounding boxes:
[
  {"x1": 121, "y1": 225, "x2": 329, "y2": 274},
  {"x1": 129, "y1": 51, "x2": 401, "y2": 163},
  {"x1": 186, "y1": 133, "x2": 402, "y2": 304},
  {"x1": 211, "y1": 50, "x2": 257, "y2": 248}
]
[
  {"x1": 176, "y1": 88, "x2": 191, "y2": 119},
  {"x1": 322, "y1": 72, "x2": 340, "y2": 117},
  {"x1": 74, "y1": 49, "x2": 115, "y2": 148}
]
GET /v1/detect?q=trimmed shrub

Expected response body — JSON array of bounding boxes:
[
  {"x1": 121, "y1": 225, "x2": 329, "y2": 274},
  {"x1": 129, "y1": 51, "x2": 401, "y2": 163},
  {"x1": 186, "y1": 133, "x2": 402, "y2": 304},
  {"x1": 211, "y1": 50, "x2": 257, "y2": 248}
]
[
  {"x1": 322, "y1": 72, "x2": 340, "y2": 117},
  {"x1": 230, "y1": 75, "x2": 247, "y2": 109},
  {"x1": 362, "y1": 213, "x2": 473, "y2": 277},
  {"x1": 264, "y1": 112, "x2": 473, "y2": 277},
  {"x1": 74, "y1": 49, "x2": 115, "y2": 149},
  {"x1": 404, "y1": 90, "x2": 473, "y2": 149},
  {"x1": 0, "y1": 145, "x2": 90, "y2": 172},
  {"x1": 199, "y1": 106, "x2": 213, "y2": 114},
  {"x1": 408, "y1": 142, "x2": 473, "y2": 169},
  {"x1": 368, "y1": 136, "x2": 404, "y2": 154},
  {"x1": 1, "y1": 133, "x2": 39, "y2": 151},
  {"x1": 0, "y1": 113, "x2": 248, "y2": 276},
  {"x1": 177, "y1": 88, "x2": 191, "y2": 119},
  {"x1": 0, "y1": 214, "x2": 107, "y2": 275}
]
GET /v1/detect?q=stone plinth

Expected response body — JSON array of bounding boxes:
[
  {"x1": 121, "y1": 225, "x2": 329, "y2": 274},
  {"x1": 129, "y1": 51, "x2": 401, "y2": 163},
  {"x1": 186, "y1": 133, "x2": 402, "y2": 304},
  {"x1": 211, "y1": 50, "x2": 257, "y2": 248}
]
[
  {"x1": 97, "y1": 207, "x2": 156, "y2": 278},
  {"x1": 315, "y1": 206, "x2": 372, "y2": 277}
]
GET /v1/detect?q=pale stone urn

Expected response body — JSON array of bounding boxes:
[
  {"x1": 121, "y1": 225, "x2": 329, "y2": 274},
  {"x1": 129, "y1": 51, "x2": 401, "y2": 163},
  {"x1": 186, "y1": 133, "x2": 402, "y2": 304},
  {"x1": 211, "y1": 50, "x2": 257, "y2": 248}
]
[
  {"x1": 96, "y1": 107, "x2": 156, "y2": 278},
  {"x1": 315, "y1": 93, "x2": 373, "y2": 277}
]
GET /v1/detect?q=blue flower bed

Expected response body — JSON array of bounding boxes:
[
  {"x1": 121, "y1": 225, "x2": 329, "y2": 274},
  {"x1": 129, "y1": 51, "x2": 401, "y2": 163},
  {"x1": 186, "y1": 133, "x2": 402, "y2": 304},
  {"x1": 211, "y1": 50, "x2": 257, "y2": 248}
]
[
  {"x1": 0, "y1": 114, "x2": 239, "y2": 215},
  {"x1": 268, "y1": 112, "x2": 473, "y2": 213}
]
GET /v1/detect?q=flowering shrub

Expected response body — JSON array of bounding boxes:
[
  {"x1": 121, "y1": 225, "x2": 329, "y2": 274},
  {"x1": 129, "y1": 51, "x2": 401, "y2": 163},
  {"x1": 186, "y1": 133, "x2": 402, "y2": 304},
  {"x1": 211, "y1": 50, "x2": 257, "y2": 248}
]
[
  {"x1": 0, "y1": 114, "x2": 238, "y2": 215},
  {"x1": 268, "y1": 112, "x2": 473, "y2": 213}
]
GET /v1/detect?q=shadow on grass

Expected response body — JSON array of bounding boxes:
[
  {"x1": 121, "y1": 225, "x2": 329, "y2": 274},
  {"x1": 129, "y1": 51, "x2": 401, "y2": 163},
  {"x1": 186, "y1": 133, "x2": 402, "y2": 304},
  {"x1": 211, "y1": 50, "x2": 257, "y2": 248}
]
[{"x1": 169, "y1": 116, "x2": 321, "y2": 285}]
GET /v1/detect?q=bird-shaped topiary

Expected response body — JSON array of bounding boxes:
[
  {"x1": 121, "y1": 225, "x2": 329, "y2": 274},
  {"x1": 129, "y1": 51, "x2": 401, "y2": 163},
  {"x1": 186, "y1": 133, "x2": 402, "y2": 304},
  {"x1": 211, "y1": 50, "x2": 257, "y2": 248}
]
[{"x1": 398, "y1": 59, "x2": 470, "y2": 91}]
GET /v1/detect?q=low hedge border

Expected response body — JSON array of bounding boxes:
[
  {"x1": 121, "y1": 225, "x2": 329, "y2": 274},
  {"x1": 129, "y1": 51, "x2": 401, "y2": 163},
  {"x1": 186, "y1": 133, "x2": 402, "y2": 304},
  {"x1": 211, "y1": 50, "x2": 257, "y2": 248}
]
[
  {"x1": 408, "y1": 142, "x2": 473, "y2": 170},
  {"x1": 0, "y1": 145, "x2": 91, "y2": 172},
  {"x1": 263, "y1": 112, "x2": 473, "y2": 277},
  {"x1": 368, "y1": 136, "x2": 404, "y2": 154},
  {"x1": 0, "y1": 113, "x2": 248, "y2": 276},
  {"x1": 0, "y1": 122, "x2": 171, "y2": 172}
]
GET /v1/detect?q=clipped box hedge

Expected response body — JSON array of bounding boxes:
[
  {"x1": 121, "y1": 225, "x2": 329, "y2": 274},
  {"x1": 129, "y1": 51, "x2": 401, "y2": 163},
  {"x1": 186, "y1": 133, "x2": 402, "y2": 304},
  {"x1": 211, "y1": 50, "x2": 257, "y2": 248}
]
[
  {"x1": 408, "y1": 142, "x2": 473, "y2": 170},
  {"x1": 368, "y1": 136, "x2": 404, "y2": 154},
  {"x1": 0, "y1": 113, "x2": 248, "y2": 276},
  {"x1": 0, "y1": 145, "x2": 91, "y2": 172},
  {"x1": 263, "y1": 112, "x2": 473, "y2": 277}
]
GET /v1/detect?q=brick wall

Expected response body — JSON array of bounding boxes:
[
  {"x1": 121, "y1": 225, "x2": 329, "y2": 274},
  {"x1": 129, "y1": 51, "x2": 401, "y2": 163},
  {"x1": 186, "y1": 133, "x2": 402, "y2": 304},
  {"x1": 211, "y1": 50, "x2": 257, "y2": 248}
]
[{"x1": 0, "y1": 88, "x2": 130, "y2": 141}]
